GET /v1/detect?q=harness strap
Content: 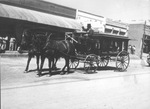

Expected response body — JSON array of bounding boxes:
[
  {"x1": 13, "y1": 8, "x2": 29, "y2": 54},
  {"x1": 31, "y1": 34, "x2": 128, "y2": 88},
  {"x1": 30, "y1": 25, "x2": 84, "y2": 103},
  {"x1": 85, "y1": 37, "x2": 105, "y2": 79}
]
[
  {"x1": 46, "y1": 44, "x2": 74, "y2": 58},
  {"x1": 65, "y1": 41, "x2": 70, "y2": 54},
  {"x1": 66, "y1": 34, "x2": 78, "y2": 43}
]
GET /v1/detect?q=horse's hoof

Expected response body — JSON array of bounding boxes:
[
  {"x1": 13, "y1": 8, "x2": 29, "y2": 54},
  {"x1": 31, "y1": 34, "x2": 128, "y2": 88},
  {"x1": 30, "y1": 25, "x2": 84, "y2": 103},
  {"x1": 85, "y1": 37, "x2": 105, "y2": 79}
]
[
  {"x1": 24, "y1": 71, "x2": 28, "y2": 73},
  {"x1": 60, "y1": 72, "x2": 64, "y2": 75},
  {"x1": 37, "y1": 74, "x2": 42, "y2": 77},
  {"x1": 83, "y1": 72, "x2": 87, "y2": 74},
  {"x1": 45, "y1": 74, "x2": 51, "y2": 77}
]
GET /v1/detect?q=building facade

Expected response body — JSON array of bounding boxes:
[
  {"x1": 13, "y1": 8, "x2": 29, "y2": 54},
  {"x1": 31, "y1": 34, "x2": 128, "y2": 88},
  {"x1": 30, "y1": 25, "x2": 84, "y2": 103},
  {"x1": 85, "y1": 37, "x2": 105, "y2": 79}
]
[
  {"x1": 76, "y1": 10, "x2": 129, "y2": 37},
  {"x1": 0, "y1": 0, "x2": 81, "y2": 50},
  {"x1": 105, "y1": 18, "x2": 129, "y2": 36},
  {"x1": 76, "y1": 10, "x2": 105, "y2": 33},
  {"x1": 128, "y1": 20, "x2": 150, "y2": 57},
  {"x1": 0, "y1": 0, "x2": 129, "y2": 51}
]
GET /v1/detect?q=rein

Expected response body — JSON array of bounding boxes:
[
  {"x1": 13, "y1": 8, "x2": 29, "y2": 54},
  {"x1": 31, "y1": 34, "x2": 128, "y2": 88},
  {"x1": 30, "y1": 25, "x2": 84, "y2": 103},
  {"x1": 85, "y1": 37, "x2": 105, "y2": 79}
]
[{"x1": 65, "y1": 34, "x2": 79, "y2": 43}]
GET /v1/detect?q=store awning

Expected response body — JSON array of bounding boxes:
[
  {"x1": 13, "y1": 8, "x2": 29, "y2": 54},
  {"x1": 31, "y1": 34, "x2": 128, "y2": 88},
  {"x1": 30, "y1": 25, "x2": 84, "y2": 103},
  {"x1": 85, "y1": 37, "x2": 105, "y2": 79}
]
[{"x1": 0, "y1": 3, "x2": 82, "y2": 30}]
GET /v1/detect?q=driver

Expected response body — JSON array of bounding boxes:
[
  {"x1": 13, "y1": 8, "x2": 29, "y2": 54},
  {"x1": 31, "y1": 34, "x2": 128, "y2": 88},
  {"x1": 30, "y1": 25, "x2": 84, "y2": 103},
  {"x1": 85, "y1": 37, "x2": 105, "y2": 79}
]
[{"x1": 82, "y1": 24, "x2": 94, "y2": 51}]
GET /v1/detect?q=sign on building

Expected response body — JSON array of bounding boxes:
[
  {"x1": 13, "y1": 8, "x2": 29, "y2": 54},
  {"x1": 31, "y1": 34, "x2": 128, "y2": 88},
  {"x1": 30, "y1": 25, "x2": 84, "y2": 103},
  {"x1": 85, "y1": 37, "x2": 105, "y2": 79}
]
[{"x1": 76, "y1": 10, "x2": 106, "y2": 33}]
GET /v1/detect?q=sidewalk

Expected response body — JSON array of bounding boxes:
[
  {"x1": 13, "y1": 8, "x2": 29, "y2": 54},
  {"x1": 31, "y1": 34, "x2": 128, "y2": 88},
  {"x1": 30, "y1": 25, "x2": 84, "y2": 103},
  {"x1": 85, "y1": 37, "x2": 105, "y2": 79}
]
[
  {"x1": 129, "y1": 54, "x2": 140, "y2": 60},
  {"x1": 0, "y1": 51, "x2": 28, "y2": 57}
]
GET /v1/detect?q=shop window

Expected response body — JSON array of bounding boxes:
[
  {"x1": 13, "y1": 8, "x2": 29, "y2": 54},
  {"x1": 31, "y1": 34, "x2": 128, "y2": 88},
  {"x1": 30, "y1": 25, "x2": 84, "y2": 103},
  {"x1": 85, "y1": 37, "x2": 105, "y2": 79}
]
[
  {"x1": 105, "y1": 28, "x2": 112, "y2": 33},
  {"x1": 113, "y1": 30, "x2": 119, "y2": 34},
  {"x1": 119, "y1": 32, "x2": 126, "y2": 36}
]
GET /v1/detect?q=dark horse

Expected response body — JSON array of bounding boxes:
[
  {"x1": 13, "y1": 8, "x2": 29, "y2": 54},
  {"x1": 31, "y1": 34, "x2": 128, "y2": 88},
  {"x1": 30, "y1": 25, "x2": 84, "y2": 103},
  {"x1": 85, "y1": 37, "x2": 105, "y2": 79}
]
[
  {"x1": 20, "y1": 29, "x2": 48, "y2": 73},
  {"x1": 38, "y1": 33, "x2": 76, "y2": 76}
]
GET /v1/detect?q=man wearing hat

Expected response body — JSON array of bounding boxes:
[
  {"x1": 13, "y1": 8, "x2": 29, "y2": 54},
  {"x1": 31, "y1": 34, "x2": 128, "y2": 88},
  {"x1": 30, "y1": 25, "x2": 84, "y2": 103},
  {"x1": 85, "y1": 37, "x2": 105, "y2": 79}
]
[{"x1": 82, "y1": 24, "x2": 94, "y2": 51}]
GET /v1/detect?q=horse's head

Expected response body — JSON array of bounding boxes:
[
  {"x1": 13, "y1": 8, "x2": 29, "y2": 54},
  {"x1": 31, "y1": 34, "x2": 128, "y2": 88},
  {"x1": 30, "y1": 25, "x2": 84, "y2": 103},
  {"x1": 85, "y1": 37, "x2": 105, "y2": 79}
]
[{"x1": 20, "y1": 30, "x2": 34, "y2": 50}]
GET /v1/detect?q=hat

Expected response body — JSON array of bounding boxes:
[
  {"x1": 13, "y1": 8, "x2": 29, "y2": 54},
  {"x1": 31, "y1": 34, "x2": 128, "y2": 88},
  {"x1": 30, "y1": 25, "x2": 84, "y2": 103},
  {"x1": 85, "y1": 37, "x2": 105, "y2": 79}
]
[{"x1": 87, "y1": 24, "x2": 91, "y2": 28}]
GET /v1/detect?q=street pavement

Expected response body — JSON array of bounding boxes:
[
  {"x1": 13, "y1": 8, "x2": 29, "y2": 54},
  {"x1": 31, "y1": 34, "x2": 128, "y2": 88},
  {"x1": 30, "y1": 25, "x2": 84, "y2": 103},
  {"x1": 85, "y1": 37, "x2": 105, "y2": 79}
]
[{"x1": 1, "y1": 54, "x2": 150, "y2": 109}]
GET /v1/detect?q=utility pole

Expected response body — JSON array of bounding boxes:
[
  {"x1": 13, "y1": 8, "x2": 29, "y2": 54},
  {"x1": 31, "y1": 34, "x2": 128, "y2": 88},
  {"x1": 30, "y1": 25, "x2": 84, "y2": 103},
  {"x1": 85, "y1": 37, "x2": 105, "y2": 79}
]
[{"x1": 140, "y1": 21, "x2": 146, "y2": 59}]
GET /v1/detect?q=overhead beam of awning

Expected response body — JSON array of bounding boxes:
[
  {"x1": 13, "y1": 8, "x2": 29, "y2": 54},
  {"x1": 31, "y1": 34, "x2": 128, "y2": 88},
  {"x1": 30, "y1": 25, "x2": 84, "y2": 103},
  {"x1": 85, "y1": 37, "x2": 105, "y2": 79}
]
[{"x1": 0, "y1": 3, "x2": 82, "y2": 30}]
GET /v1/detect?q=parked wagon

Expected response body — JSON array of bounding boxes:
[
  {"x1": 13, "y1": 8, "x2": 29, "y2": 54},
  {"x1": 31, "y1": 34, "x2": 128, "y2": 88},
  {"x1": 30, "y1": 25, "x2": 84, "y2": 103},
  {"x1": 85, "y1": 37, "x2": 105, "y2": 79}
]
[{"x1": 69, "y1": 32, "x2": 130, "y2": 73}]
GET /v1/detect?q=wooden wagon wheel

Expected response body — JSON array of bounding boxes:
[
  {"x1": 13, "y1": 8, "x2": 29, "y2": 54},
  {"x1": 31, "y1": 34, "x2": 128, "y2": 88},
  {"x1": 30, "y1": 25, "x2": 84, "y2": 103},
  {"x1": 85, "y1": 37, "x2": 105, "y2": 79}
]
[
  {"x1": 84, "y1": 54, "x2": 99, "y2": 73},
  {"x1": 69, "y1": 59, "x2": 79, "y2": 69},
  {"x1": 116, "y1": 50, "x2": 130, "y2": 71},
  {"x1": 98, "y1": 56, "x2": 109, "y2": 67}
]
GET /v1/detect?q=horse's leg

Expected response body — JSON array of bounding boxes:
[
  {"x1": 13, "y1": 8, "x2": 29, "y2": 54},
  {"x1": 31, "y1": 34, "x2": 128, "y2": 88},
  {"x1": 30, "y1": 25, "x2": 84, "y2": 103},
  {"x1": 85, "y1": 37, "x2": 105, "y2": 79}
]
[
  {"x1": 24, "y1": 55, "x2": 32, "y2": 73},
  {"x1": 52, "y1": 58, "x2": 55, "y2": 69},
  {"x1": 48, "y1": 58, "x2": 52, "y2": 77},
  {"x1": 52, "y1": 58, "x2": 58, "y2": 70},
  {"x1": 66, "y1": 57, "x2": 70, "y2": 74},
  {"x1": 36, "y1": 55, "x2": 40, "y2": 72},
  {"x1": 38, "y1": 56, "x2": 45, "y2": 76},
  {"x1": 60, "y1": 57, "x2": 67, "y2": 75}
]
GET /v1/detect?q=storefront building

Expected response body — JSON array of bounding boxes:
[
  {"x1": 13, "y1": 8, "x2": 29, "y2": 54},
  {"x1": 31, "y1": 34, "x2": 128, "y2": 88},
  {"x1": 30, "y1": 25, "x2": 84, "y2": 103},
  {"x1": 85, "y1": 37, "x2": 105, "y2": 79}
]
[
  {"x1": 0, "y1": 0, "x2": 81, "y2": 50},
  {"x1": 128, "y1": 20, "x2": 150, "y2": 57},
  {"x1": 76, "y1": 10, "x2": 106, "y2": 33},
  {"x1": 105, "y1": 18, "x2": 129, "y2": 37},
  {"x1": 76, "y1": 10, "x2": 129, "y2": 37},
  {"x1": 0, "y1": 0, "x2": 129, "y2": 51}
]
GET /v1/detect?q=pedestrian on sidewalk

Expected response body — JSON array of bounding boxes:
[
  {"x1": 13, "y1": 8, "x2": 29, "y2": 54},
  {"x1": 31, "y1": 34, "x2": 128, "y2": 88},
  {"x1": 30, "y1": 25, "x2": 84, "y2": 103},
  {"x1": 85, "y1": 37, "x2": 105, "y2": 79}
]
[{"x1": 9, "y1": 37, "x2": 16, "y2": 51}]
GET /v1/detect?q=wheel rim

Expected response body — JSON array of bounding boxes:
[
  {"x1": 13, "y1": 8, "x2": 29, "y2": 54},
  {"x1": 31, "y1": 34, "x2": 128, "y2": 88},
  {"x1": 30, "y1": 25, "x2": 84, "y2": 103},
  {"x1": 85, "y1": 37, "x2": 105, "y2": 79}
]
[
  {"x1": 116, "y1": 51, "x2": 130, "y2": 71},
  {"x1": 84, "y1": 61, "x2": 98, "y2": 72},
  {"x1": 84, "y1": 54, "x2": 98, "y2": 73}
]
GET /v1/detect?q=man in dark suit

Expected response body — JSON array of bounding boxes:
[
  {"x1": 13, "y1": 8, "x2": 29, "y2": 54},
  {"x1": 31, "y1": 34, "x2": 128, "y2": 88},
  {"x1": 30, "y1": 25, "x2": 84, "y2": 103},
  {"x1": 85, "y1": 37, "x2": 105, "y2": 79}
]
[{"x1": 82, "y1": 24, "x2": 94, "y2": 52}]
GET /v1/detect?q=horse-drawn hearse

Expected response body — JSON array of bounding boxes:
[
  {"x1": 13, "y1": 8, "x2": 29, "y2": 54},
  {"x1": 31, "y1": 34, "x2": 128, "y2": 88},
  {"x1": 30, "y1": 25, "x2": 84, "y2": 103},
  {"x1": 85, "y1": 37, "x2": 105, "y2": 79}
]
[
  {"x1": 68, "y1": 31, "x2": 130, "y2": 73},
  {"x1": 20, "y1": 29, "x2": 130, "y2": 76}
]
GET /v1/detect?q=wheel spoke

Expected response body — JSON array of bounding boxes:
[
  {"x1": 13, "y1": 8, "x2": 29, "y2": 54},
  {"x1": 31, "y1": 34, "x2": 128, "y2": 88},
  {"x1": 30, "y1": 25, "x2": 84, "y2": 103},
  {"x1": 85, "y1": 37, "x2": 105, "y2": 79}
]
[
  {"x1": 123, "y1": 63, "x2": 127, "y2": 69},
  {"x1": 122, "y1": 63, "x2": 124, "y2": 70},
  {"x1": 101, "y1": 62, "x2": 104, "y2": 66},
  {"x1": 69, "y1": 60, "x2": 79, "y2": 69},
  {"x1": 98, "y1": 57, "x2": 109, "y2": 67},
  {"x1": 123, "y1": 61, "x2": 128, "y2": 65},
  {"x1": 123, "y1": 56, "x2": 129, "y2": 61},
  {"x1": 118, "y1": 63, "x2": 122, "y2": 69},
  {"x1": 84, "y1": 54, "x2": 98, "y2": 72},
  {"x1": 117, "y1": 62, "x2": 122, "y2": 67}
]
